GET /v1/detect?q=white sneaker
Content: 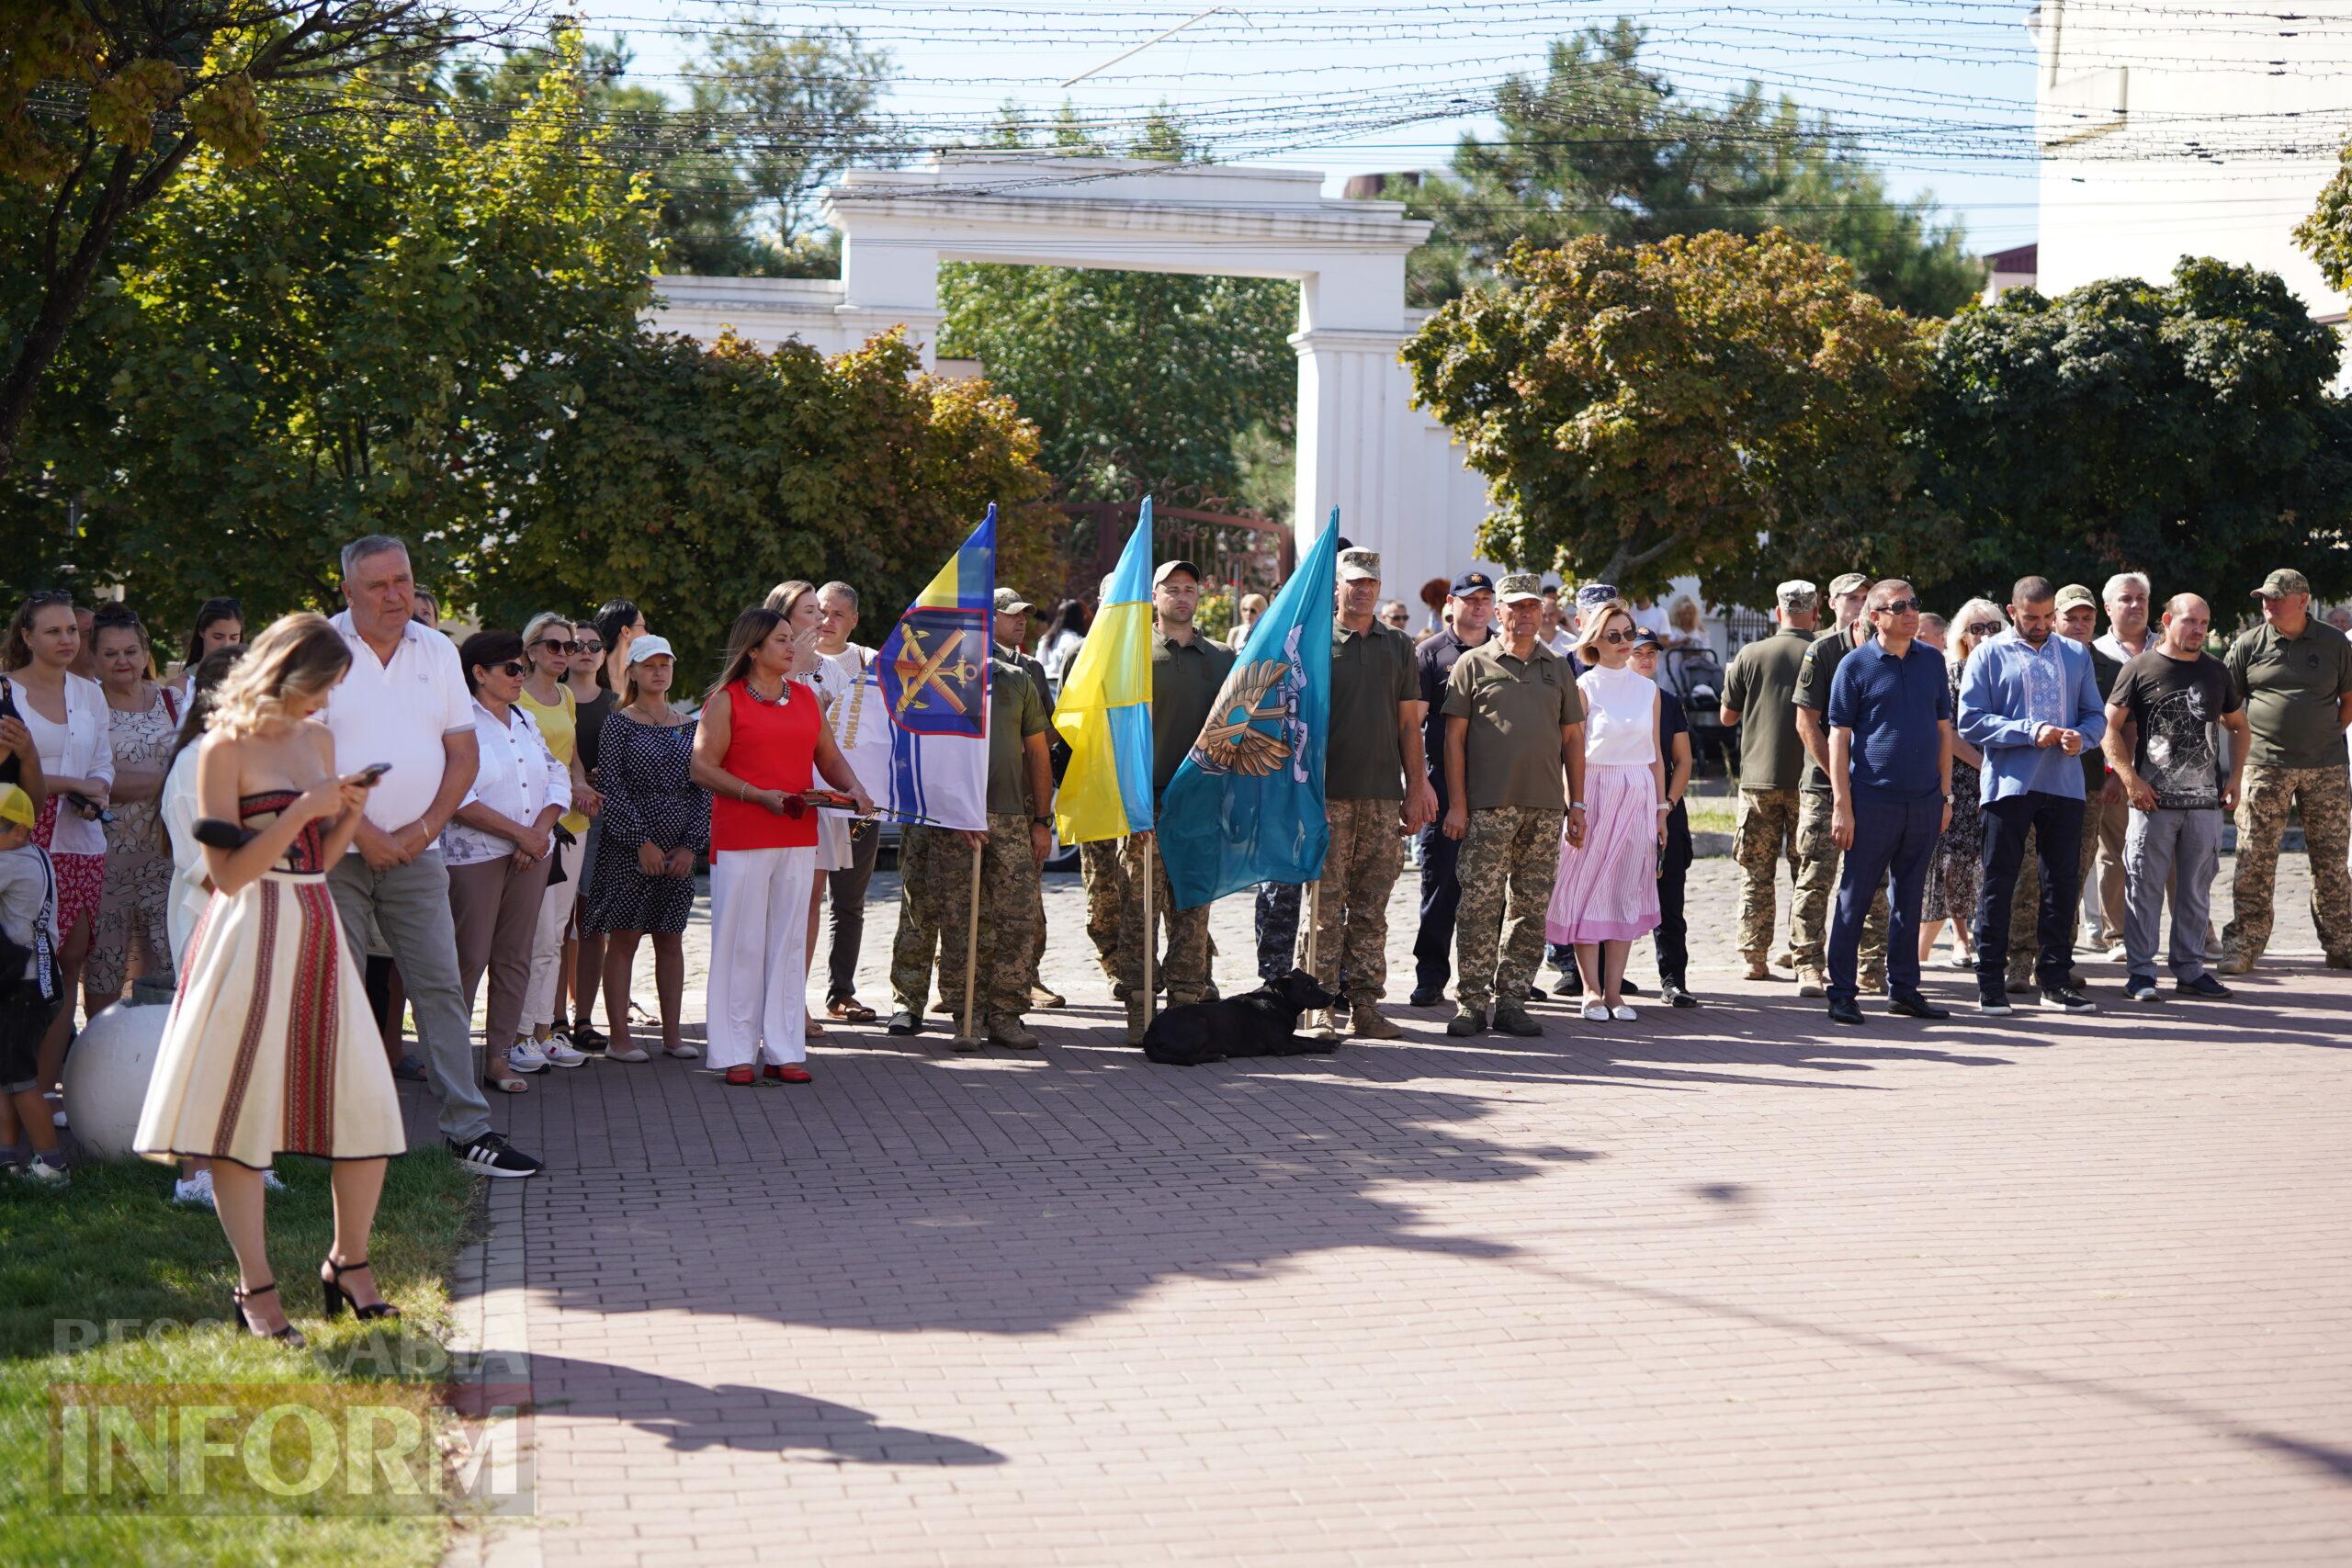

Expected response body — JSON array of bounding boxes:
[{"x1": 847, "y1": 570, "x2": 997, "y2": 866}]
[
  {"x1": 173, "y1": 1169, "x2": 217, "y2": 1207},
  {"x1": 2103, "y1": 943, "x2": 2127, "y2": 963},
  {"x1": 1610, "y1": 1004, "x2": 1639, "y2": 1022},
  {"x1": 16, "y1": 1156, "x2": 68, "y2": 1187},
  {"x1": 538, "y1": 1036, "x2": 590, "y2": 1068},
  {"x1": 506, "y1": 1039, "x2": 549, "y2": 1074}
]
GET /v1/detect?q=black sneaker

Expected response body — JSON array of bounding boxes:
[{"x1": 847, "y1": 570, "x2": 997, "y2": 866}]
[
  {"x1": 1826, "y1": 998, "x2": 1866, "y2": 1026},
  {"x1": 1551, "y1": 974, "x2": 1584, "y2": 998},
  {"x1": 390, "y1": 1053, "x2": 428, "y2": 1082},
  {"x1": 2174, "y1": 974, "x2": 2233, "y2": 1000},
  {"x1": 449, "y1": 1132, "x2": 542, "y2": 1179},
  {"x1": 2039, "y1": 984, "x2": 2097, "y2": 1014},
  {"x1": 1619, "y1": 978, "x2": 1645, "y2": 997},
  {"x1": 1887, "y1": 991, "x2": 1951, "y2": 1021},
  {"x1": 1976, "y1": 981, "x2": 2013, "y2": 1016},
  {"x1": 2123, "y1": 976, "x2": 2162, "y2": 1002},
  {"x1": 885, "y1": 1010, "x2": 921, "y2": 1036},
  {"x1": 1408, "y1": 987, "x2": 1444, "y2": 1007},
  {"x1": 1490, "y1": 1001, "x2": 1543, "y2": 1037},
  {"x1": 1444, "y1": 1007, "x2": 1486, "y2": 1037},
  {"x1": 1660, "y1": 980, "x2": 1700, "y2": 1009}
]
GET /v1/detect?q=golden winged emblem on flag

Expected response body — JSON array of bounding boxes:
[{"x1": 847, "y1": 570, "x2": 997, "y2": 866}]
[{"x1": 1190, "y1": 659, "x2": 1294, "y2": 777}]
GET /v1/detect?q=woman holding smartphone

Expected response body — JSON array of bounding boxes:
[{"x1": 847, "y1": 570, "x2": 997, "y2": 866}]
[{"x1": 135, "y1": 614, "x2": 406, "y2": 1346}]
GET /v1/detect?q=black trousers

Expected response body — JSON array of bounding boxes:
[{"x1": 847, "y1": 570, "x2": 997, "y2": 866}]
[
  {"x1": 825, "y1": 818, "x2": 882, "y2": 1003},
  {"x1": 1831, "y1": 795, "x2": 1941, "y2": 1003},
  {"x1": 1973, "y1": 790, "x2": 2085, "y2": 989},
  {"x1": 1655, "y1": 801, "x2": 1693, "y2": 985},
  {"x1": 1412, "y1": 768, "x2": 1461, "y2": 994}
]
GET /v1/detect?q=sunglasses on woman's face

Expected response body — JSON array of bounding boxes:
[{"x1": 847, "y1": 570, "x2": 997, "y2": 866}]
[
  {"x1": 488, "y1": 660, "x2": 529, "y2": 679},
  {"x1": 1600, "y1": 628, "x2": 1635, "y2": 644},
  {"x1": 536, "y1": 638, "x2": 580, "y2": 655},
  {"x1": 576, "y1": 641, "x2": 603, "y2": 655},
  {"x1": 1966, "y1": 621, "x2": 2001, "y2": 637}
]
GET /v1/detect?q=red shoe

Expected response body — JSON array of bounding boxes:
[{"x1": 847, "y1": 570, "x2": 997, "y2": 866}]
[
  {"x1": 723, "y1": 1065, "x2": 755, "y2": 1087},
  {"x1": 764, "y1": 1064, "x2": 813, "y2": 1084}
]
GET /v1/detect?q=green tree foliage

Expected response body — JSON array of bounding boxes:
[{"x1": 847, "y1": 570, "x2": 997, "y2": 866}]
[
  {"x1": 476, "y1": 330, "x2": 1061, "y2": 674},
  {"x1": 1396, "y1": 22, "x2": 1981, "y2": 319},
  {"x1": 2293, "y1": 131, "x2": 2352, "y2": 291},
  {"x1": 1915, "y1": 258, "x2": 2352, "y2": 604},
  {"x1": 4, "y1": 39, "x2": 663, "y2": 628},
  {"x1": 1401, "y1": 231, "x2": 1938, "y2": 604},
  {"x1": 937, "y1": 104, "x2": 1295, "y2": 507},
  {"x1": 0, "y1": 0, "x2": 486, "y2": 473}
]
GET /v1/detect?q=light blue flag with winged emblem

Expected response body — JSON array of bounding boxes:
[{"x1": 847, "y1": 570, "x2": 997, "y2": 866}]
[{"x1": 1159, "y1": 510, "x2": 1340, "y2": 910}]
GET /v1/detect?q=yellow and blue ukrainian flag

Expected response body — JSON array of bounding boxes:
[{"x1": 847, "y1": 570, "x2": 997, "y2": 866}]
[
  {"x1": 1053, "y1": 498, "x2": 1158, "y2": 846},
  {"x1": 1160, "y1": 509, "x2": 1340, "y2": 909},
  {"x1": 876, "y1": 504, "x2": 996, "y2": 833}
]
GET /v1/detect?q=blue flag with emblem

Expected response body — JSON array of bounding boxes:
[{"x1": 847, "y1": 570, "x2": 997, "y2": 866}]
[
  {"x1": 876, "y1": 505, "x2": 996, "y2": 832},
  {"x1": 1159, "y1": 509, "x2": 1340, "y2": 909}
]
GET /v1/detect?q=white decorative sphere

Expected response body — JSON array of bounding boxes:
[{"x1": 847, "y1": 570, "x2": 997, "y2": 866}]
[{"x1": 62, "y1": 987, "x2": 172, "y2": 1161}]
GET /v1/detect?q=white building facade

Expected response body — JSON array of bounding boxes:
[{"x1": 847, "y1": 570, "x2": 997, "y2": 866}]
[{"x1": 2031, "y1": 0, "x2": 2352, "y2": 327}]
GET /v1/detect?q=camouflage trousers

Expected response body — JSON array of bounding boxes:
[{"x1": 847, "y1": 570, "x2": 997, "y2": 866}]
[
  {"x1": 1089, "y1": 833, "x2": 1216, "y2": 1004},
  {"x1": 1731, "y1": 788, "x2": 1801, "y2": 957},
  {"x1": 2224, "y1": 763, "x2": 2352, "y2": 965},
  {"x1": 889, "y1": 817, "x2": 1039, "y2": 1024},
  {"x1": 1792, "y1": 791, "x2": 1887, "y2": 978},
  {"x1": 1079, "y1": 838, "x2": 1130, "y2": 985},
  {"x1": 1453, "y1": 806, "x2": 1565, "y2": 1016},
  {"x1": 1303, "y1": 797, "x2": 1408, "y2": 1005}
]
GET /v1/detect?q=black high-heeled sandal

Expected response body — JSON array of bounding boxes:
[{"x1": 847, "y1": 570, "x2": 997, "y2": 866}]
[
  {"x1": 321, "y1": 1257, "x2": 401, "y2": 1321},
  {"x1": 230, "y1": 1281, "x2": 307, "y2": 1348}
]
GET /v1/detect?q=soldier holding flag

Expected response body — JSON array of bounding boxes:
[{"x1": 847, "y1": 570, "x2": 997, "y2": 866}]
[{"x1": 1301, "y1": 548, "x2": 1436, "y2": 1040}]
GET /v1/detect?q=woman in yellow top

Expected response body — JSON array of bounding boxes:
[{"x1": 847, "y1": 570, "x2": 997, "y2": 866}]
[{"x1": 514, "y1": 613, "x2": 604, "y2": 1069}]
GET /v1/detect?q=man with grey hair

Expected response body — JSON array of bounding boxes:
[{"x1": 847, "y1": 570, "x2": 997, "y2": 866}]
[
  {"x1": 323, "y1": 536, "x2": 542, "y2": 1179},
  {"x1": 1719, "y1": 579, "x2": 1818, "y2": 978},
  {"x1": 2086, "y1": 570, "x2": 2154, "y2": 953},
  {"x1": 812, "y1": 580, "x2": 890, "y2": 1021}
]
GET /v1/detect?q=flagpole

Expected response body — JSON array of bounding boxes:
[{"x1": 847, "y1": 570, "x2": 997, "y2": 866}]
[
  {"x1": 958, "y1": 838, "x2": 983, "y2": 1045},
  {"x1": 1141, "y1": 835, "x2": 1157, "y2": 1030},
  {"x1": 1304, "y1": 879, "x2": 1321, "y2": 982}
]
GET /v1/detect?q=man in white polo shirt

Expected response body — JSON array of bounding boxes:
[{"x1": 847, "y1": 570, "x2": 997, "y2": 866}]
[{"x1": 322, "y1": 535, "x2": 542, "y2": 1179}]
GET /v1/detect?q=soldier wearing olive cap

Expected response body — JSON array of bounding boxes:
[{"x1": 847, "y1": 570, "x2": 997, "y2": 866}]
[
  {"x1": 2220, "y1": 568, "x2": 2352, "y2": 973},
  {"x1": 1791, "y1": 572, "x2": 1890, "y2": 992}
]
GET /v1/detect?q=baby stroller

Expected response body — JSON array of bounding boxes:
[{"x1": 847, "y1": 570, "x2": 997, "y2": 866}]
[{"x1": 1661, "y1": 643, "x2": 1734, "y2": 777}]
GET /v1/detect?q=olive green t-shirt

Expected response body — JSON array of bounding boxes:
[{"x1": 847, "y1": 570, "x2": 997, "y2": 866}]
[
  {"x1": 996, "y1": 641, "x2": 1055, "y2": 811},
  {"x1": 984, "y1": 659, "x2": 1050, "y2": 818},
  {"x1": 1721, "y1": 626, "x2": 1812, "y2": 793},
  {"x1": 2226, "y1": 617, "x2": 2352, "y2": 769},
  {"x1": 1793, "y1": 626, "x2": 1861, "y2": 794},
  {"x1": 1151, "y1": 627, "x2": 1237, "y2": 793},
  {"x1": 1325, "y1": 618, "x2": 1419, "y2": 801},
  {"x1": 1441, "y1": 639, "x2": 1586, "y2": 810}
]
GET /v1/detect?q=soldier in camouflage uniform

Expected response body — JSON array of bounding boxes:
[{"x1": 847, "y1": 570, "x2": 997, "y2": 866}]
[
  {"x1": 1300, "y1": 548, "x2": 1438, "y2": 1039},
  {"x1": 884, "y1": 653, "x2": 1055, "y2": 1046},
  {"x1": 1080, "y1": 838, "x2": 1134, "y2": 993},
  {"x1": 1792, "y1": 574, "x2": 1889, "y2": 991},
  {"x1": 1719, "y1": 581, "x2": 1818, "y2": 976},
  {"x1": 994, "y1": 587, "x2": 1067, "y2": 1009},
  {"x1": 1440, "y1": 573, "x2": 1585, "y2": 1037},
  {"x1": 2220, "y1": 570, "x2": 2352, "y2": 972}
]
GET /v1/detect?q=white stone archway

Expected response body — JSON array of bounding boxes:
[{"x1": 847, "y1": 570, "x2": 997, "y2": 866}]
[{"x1": 647, "y1": 152, "x2": 1496, "y2": 609}]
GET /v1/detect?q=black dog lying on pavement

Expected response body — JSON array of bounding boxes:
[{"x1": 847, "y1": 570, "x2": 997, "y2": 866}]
[{"x1": 1142, "y1": 969, "x2": 1340, "y2": 1066}]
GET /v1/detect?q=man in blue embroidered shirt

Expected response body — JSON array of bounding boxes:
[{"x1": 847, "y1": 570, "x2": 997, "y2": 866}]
[
  {"x1": 1824, "y1": 581, "x2": 1954, "y2": 1025},
  {"x1": 1958, "y1": 575, "x2": 2108, "y2": 1015}
]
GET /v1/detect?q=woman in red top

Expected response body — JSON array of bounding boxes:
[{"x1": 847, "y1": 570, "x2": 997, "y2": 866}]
[{"x1": 690, "y1": 607, "x2": 872, "y2": 1085}]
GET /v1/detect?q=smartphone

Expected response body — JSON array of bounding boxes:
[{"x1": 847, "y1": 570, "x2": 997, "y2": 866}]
[{"x1": 355, "y1": 761, "x2": 393, "y2": 787}]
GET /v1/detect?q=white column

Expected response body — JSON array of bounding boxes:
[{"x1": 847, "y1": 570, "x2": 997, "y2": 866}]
[
  {"x1": 1294, "y1": 325, "x2": 1445, "y2": 597},
  {"x1": 834, "y1": 231, "x2": 946, "y2": 367}
]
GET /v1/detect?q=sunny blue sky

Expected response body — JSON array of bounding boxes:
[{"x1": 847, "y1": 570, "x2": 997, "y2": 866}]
[{"x1": 570, "y1": 2, "x2": 2049, "y2": 254}]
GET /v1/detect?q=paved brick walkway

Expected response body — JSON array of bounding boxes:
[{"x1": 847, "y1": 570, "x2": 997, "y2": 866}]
[{"x1": 454, "y1": 853, "x2": 2352, "y2": 1566}]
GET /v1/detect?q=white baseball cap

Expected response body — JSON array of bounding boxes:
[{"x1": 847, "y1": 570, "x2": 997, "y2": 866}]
[{"x1": 627, "y1": 635, "x2": 675, "y2": 666}]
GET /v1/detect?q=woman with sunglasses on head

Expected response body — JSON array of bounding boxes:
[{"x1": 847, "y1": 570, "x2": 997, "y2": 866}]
[
  {"x1": 87, "y1": 606, "x2": 178, "y2": 1011},
  {"x1": 584, "y1": 637, "x2": 707, "y2": 1062},
  {"x1": 1920, "y1": 601, "x2": 2007, "y2": 969},
  {"x1": 562, "y1": 614, "x2": 616, "y2": 1051},
  {"x1": 134, "y1": 614, "x2": 404, "y2": 1345},
  {"x1": 691, "y1": 605, "x2": 871, "y2": 1087},
  {"x1": 440, "y1": 631, "x2": 571, "y2": 1094},
  {"x1": 1546, "y1": 598, "x2": 1667, "y2": 1022},
  {"x1": 514, "y1": 615, "x2": 598, "y2": 1072},
  {"x1": 2, "y1": 592, "x2": 108, "y2": 1108}
]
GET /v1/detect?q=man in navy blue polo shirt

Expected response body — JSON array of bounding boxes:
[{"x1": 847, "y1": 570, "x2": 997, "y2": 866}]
[{"x1": 1824, "y1": 580, "x2": 1955, "y2": 1025}]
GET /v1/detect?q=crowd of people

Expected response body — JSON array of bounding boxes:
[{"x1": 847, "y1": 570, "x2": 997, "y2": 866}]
[{"x1": 0, "y1": 531, "x2": 2346, "y2": 1342}]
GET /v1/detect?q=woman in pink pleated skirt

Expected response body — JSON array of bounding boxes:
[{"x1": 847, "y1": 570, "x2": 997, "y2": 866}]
[{"x1": 1545, "y1": 600, "x2": 1667, "y2": 1021}]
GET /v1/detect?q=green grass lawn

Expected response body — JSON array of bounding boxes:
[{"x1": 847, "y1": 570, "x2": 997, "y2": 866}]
[
  {"x1": 1685, "y1": 797, "x2": 1736, "y2": 840},
  {"x1": 0, "y1": 1148, "x2": 480, "y2": 1564}
]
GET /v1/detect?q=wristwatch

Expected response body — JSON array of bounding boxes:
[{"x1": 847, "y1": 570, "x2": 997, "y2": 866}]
[{"x1": 1032, "y1": 816, "x2": 1053, "y2": 829}]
